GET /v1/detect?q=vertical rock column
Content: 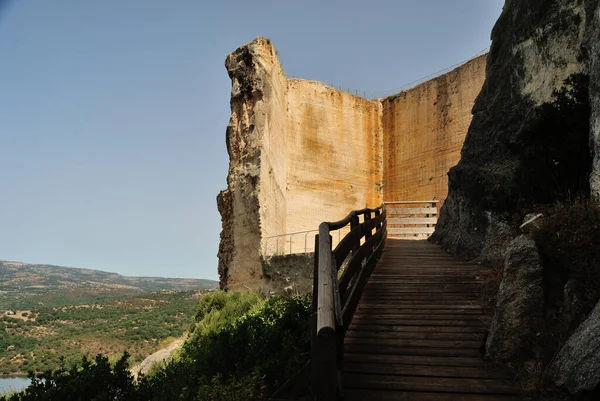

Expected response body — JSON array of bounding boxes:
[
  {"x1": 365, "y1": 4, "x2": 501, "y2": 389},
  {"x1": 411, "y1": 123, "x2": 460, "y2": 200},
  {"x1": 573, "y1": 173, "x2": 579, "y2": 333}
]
[{"x1": 217, "y1": 37, "x2": 287, "y2": 291}]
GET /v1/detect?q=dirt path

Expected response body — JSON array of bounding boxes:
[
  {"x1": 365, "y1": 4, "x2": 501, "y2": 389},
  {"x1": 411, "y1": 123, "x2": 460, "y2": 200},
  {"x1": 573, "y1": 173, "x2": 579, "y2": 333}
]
[{"x1": 132, "y1": 336, "x2": 186, "y2": 377}]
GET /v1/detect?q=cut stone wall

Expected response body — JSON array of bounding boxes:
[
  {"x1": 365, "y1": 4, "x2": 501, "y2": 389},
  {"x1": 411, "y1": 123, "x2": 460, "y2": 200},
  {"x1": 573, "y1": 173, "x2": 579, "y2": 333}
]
[
  {"x1": 218, "y1": 37, "x2": 486, "y2": 290},
  {"x1": 285, "y1": 79, "x2": 383, "y2": 234},
  {"x1": 381, "y1": 55, "x2": 487, "y2": 203}
]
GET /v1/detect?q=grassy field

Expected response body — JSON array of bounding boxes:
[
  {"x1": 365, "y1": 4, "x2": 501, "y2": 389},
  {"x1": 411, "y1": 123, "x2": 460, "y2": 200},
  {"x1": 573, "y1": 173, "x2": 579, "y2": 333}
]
[{"x1": 0, "y1": 290, "x2": 208, "y2": 376}]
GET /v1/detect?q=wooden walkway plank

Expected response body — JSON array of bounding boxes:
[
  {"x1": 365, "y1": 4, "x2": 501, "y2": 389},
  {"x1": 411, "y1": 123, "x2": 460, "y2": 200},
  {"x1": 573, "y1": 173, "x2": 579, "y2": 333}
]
[
  {"x1": 343, "y1": 362, "x2": 512, "y2": 380},
  {"x1": 344, "y1": 353, "x2": 492, "y2": 368},
  {"x1": 343, "y1": 239, "x2": 521, "y2": 400},
  {"x1": 343, "y1": 373, "x2": 519, "y2": 394},
  {"x1": 344, "y1": 389, "x2": 520, "y2": 401},
  {"x1": 345, "y1": 330, "x2": 485, "y2": 341}
]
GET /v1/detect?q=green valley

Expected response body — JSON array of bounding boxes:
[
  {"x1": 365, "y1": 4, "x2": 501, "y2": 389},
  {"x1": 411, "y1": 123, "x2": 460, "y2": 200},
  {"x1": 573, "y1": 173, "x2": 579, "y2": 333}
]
[{"x1": 0, "y1": 260, "x2": 217, "y2": 376}]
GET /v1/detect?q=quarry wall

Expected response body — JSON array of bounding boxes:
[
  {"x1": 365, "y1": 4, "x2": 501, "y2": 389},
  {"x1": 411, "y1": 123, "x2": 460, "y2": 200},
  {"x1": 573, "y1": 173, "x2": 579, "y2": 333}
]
[
  {"x1": 218, "y1": 37, "x2": 486, "y2": 290},
  {"x1": 285, "y1": 79, "x2": 383, "y2": 236},
  {"x1": 381, "y1": 55, "x2": 487, "y2": 203}
]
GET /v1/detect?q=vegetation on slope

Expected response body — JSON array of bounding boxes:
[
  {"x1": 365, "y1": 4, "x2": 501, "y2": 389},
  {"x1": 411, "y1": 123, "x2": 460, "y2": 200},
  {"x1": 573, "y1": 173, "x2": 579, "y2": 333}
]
[
  {"x1": 0, "y1": 260, "x2": 217, "y2": 310},
  {"x1": 0, "y1": 291, "x2": 204, "y2": 376},
  {"x1": 2, "y1": 291, "x2": 312, "y2": 401}
]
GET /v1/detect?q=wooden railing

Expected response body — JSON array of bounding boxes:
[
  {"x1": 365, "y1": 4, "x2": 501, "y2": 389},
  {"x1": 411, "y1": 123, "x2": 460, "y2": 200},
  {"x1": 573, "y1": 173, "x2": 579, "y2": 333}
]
[{"x1": 311, "y1": 204, "x2": 387, "y2": 400}]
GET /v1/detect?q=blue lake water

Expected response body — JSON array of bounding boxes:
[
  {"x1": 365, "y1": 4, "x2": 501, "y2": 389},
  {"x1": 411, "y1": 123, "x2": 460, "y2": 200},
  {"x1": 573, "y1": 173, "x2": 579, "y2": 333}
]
[{"x1": 0, "y1": 377, "x2": 31, "y2": 395}]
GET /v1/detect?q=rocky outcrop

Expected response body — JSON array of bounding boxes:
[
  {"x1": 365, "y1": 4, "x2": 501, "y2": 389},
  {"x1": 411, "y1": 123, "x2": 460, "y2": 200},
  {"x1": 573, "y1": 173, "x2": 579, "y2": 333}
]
[
  {"x1": 432, "y1": 0, "x2": 595, "y2": 261},
  {"x1": 586, "y1": 0, "x2": 600, "y2": 199},
  {"x1": 485, "y1": 235, "x2": 544, "y2": 362},
  {"x1": 549, "y1": 299, "x2": 600, "y2": 393},
  {"x1": 430, "y1": 1, "x2": 600, "y2": 392},
  {"x1": 217, "y1": 37, "x2": 287, "y2": 291}
]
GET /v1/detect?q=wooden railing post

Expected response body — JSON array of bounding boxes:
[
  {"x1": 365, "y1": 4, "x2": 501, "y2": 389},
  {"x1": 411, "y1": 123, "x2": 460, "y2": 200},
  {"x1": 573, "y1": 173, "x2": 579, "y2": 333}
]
[
  {"x1": 350, "y1": 215, "x2": 360, "y2": 254},
  {"x1": 364, "y1": 211, "x2": 372, "y2": 241},
  {"x1": 311, "y1": 233, "x2": 327, "y2": 398},
  {"x1": 314, "y1": 225, "x2": 338, "y2": 401},
  {"x1": 311, "y1": 204, "x2": 387, "y2": 401}
]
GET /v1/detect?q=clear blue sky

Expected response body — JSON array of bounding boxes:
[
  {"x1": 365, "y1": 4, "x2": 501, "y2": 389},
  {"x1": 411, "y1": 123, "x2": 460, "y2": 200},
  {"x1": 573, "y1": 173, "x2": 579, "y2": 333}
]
[{"x1": 0, "y1": 0, "x2": 504, "y2": 280}]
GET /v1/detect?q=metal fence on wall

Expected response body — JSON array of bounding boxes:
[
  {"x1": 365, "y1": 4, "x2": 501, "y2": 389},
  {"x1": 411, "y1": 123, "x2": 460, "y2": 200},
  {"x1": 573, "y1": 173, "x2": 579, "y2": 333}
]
[
  {"x1": 262, "y1": 226, "x2": 352, "y2": 256},
  {"x1": 290, "y1": 47, "x2": 489, "y2": 101}
]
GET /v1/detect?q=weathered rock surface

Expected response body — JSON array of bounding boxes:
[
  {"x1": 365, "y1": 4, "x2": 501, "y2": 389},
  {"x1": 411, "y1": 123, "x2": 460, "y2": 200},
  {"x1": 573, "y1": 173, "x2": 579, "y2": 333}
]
[
  {"x1": 549, "y1": 298, "x2": 600, "y2": 393},
  {"x1": 485, "y1": 235, "x2": 544, "y2": 362},
  {"x1": 218, "y1": 38, "x2": 486, "y2": 290},
  {"x1": 218, "y1": 37, "x2": 287, "y2": 291},
  {"x1": 471, "y1": 212, "x2": 517, "y2": 266},
  {"x1": 432, "y1": 0, "x2": 595, "y2": 259},
  {"x1": 262, "y1": 254, "x2": 314, "y2": 296},
  {"x1": 561, "y1": 279, "x2": 585, "y2": 330},
  {"x1": 381, "y1": 55, "x2": 487, "y2": 203},
  {"x1": 586, "y1": 0, "x2": 600, "y2": 200}
]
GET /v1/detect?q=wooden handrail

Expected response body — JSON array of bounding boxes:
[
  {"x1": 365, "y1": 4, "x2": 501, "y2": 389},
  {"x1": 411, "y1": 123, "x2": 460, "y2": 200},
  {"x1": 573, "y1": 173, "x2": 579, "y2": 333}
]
[{"x1": 311, "y1": 204, "x2": 387, "y2": 400}]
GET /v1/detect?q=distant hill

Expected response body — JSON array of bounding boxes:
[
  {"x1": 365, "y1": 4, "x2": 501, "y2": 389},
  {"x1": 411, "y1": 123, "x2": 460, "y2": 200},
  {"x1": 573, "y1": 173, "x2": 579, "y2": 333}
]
[{"x1": 0, "y1": 260, "x2": 218, "y2": 309}]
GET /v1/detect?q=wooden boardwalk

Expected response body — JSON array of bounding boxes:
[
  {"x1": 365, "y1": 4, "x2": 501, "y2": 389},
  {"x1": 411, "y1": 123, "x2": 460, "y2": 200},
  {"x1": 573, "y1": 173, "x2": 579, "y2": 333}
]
[{"x1": 342, "y1": 239, "x2": 521, "y2": 400}]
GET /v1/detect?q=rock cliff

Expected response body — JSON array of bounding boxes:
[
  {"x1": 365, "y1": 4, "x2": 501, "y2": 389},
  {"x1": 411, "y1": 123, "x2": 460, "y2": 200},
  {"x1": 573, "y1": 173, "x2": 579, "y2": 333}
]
[
  {"x1": 218, "y1": 38, "x2": 486, "y2": 291},
  {"x1": 217, "y1": 37, "x2": 287, "y2": 291},
  {"x1": 432, "y1": 0, "x2": 597, "y2": 261},
  {"x1": 432, "y1": 0, "x2": 600, "y2": 395}
]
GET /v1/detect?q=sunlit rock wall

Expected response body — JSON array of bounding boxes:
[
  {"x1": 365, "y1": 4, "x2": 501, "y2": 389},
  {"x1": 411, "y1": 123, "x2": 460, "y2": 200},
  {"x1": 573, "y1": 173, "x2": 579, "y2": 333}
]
[
  {"x1": 285, "y1": 79, "x2": 383, "y2": 234},
  {"x1": 218, "y1": 37, "x2": 486, "y2": 290},
  {"x1": 381, "y1": 55, "x2": 487, "y2": 203},
  {"x1": 217, "y1": 37, "x2": 287, "y2": 291}
]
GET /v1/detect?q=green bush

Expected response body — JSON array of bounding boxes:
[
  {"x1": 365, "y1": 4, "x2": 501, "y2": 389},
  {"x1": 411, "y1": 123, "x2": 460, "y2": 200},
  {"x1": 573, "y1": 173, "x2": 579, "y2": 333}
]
[
  {"x1": 3, "y1": 292, "x2": 312, "y2": 401},
  {"x1": 141, "y1": 292, "x2": 311, "y2": 400},
  {"x1": 1, "y1": 353, "x2": 138, "y2": 401}
]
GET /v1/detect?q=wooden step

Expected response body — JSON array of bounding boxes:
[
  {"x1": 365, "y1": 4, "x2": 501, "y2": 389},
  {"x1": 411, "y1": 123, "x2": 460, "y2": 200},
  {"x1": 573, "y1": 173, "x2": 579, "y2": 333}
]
[
  {"x1": 343, "y1": 362, "x2": 512, "y2": 380},
  {"x1": 340, "y1": 239, "x2": 518, "y2": 399},
  {"x1": 344, "y1": 389, "x2": 521, "y2": 401}
]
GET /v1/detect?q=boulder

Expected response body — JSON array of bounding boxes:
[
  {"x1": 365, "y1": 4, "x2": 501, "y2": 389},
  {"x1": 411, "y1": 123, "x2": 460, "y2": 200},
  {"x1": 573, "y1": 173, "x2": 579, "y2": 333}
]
[
  {"x1": 549, "y1": 299, "x2": 600, "y2": 393},
  {"x1": 485, "y1": 235, "x2": 544, "y2": 362},
  {"x1": 472, "y1": 211, "x2": 516, "y2": 266}
]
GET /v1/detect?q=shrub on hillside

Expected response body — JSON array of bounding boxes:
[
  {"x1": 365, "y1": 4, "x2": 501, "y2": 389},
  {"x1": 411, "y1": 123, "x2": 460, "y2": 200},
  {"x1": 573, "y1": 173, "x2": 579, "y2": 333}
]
[
  {"x1": 1, "y1": 353, "x2": 138, "y2": 401},
  {"x1": 141, "y1": 292, "x2": 311, "y2": 400},
  {"x1": 2, "y1": 291, "x2": 312, "y2": 401}
]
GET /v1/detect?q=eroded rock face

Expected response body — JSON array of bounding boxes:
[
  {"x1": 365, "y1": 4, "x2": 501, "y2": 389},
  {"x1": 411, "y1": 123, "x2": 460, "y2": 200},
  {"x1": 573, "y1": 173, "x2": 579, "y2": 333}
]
[
  {"x1": 485, "y1": 235, "x2": 544, "y2": 362},
  {"x1": 586, "y1": 1, "x2": 600, "y2": 199},
  {"x1": 549, "y1": 299, "x2": 600, "y2": 393},
  {"x1": 218, "y1": 38, "x2": 486, "y2": 291},
  {"x1": 218, "y1": 37, "x2": 287, "y2": 291},
  {"x1": 432, "y1": 0, "x2": 595, "y2": 259}
]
